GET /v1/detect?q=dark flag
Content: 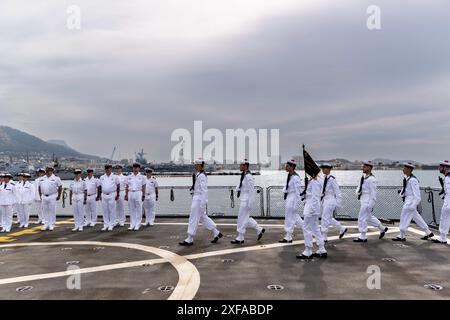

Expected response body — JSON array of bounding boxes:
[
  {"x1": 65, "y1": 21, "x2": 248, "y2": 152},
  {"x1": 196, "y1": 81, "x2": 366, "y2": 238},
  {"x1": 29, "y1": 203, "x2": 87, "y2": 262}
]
[{"x1": 302, "y1": 145, "x2": 320, "y2": 178}]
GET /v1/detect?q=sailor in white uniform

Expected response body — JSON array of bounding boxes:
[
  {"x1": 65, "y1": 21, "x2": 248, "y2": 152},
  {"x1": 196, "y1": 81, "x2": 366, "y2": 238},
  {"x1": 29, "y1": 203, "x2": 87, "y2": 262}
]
[
  {"x1": 392, "y1": 162, "x2": 434, "y2": 241},
  {"x1": 143, "y1": 168, "x2": 158, "y2": 227},
  {"x1": 319, "y1": 163, "x2": 347, "y2": 242},
  {"x1": 354, "y1": 161, "x2": 388, "y2": 242},
  {"x1": 15, "y1": 173, "x2": 35, "y2": 228},
  {"x1": 13, "y1": 173, "x2": 24, "y2": 225},
  {"x1": 114, "y1": 164, "x2": 127, "y2": 227},
  {"x1": 279, "y1": 159, "x2": 303, "y2": 243},
  {"x1": 84, "y1": 168, "x2": 100, "y2": 227},
  {"x1": 0, "y1": 173, "x2": 4, "y2": 229},
  {"x1": 39, "y1": 167, "x2": 62, "y2": 231},
  {"x1": 231, "y1": 159, "x2": 265, "y2": 244},
  {"x1": 433, "y1": 160, "x2": 450, "y2": 244},
  {"x1": 297, "y1": 171, "x2": 327, "y2": 259},
  {"x1": 99, "y1": 164, "x2": 120, "y2": 231},
  {"x1": 179, "y1": 159, "x2": 222, "y2": 246},
  {"x1": 33, "y1": 168, "x2": 46, "y2": 224},
  {"x1": 69, "y1": 169, "x2": 87, "y2": 232},
  {"x1": 125, "y1": 163, "x2": 146, "y2": 231},
  {"x1": 0, "y1": 173, "x2": 16, "y2": 233}
]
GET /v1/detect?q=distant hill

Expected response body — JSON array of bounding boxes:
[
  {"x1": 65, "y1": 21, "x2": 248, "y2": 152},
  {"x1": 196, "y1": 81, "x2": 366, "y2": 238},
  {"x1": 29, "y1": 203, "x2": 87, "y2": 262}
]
[
  {"x1": 46, "y1": 139, "x2": 70, "y2": 148},
  {"x1": 0, "y1": 126, "x2": 95, "y2": 158}
]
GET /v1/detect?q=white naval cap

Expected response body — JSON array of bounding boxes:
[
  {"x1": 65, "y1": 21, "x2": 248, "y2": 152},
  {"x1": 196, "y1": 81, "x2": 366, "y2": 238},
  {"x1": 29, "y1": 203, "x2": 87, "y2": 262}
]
[
  {"x1": 74, "y1": 169, "x2": 82, "y2": 174},
  {"x1": 37, "y1": 168, "x2": 45, "y2": 173},
  {"x1": 144, "y1": 167, "x2": 153, "y2": 173},
  {"x1": 3, "y1": 173, "x2": 13, "y2": 179},
  {"x1": 403, "y1": 162, "x2": 415, "y2": 169},
  {"x1": 286, "y1": 159, "x2": 296, "y2": 165},
  {"x1": 363, "y1": 160, "x2": 374, "y2": 167},
  {"x1": 23, "y1": 173, "x2": 31, "y2": 178},
  {"x1": 240, "y1": 159, "x2": 250, "y2": 165},
  {"x1": 194, "y1": 158, "x2": 205, "y2": 165},
  {"x1": 440, "y1": 160, "x2": 450, "y2": 167},
  {"x1": 320, "y1": 162, "x2": 333, "y2": 169}
]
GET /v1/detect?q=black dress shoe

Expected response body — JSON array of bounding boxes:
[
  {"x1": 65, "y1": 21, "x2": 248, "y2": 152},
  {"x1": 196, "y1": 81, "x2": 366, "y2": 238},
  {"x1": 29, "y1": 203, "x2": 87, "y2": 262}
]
[
  {"x1": 421, "y1": 233, "x2": 434, "y2": 240},
  {"x1": 392, "y1": 237, "x2": 406, "y2": 242},
  {"x1": 257, "y1": 228, "x2": 265, "y2": 241},
  {"x1": 432, "y1": 239, "x2": 448, "y2": 244},
  {"x1": 296, "y1": 254, "x2": 313, "y2": 260},
  {"x1": 339, "y1": 228, "x2": 348, "y2": 239},
  {"x1": 211, "y1": 232, "x2": 223, "y2": 243},
  {"x1": 313, "y1": 252, "x2": 328, "y2": 258},
  {"x1": 230, "y1": 240, "x2": 244, "y2": 244},
  {"x1": 279, "y1": 239, "x2": 293, "y2": 243},
  {"x1": 178, "y1": 241, "x2": 193, "y2": 246},
  {"x1": 379, "y1": 227, "x2": 388, "y2": 239},
  {"x1": 353, "y1": 238, "x2": 367, "y2": 243}
]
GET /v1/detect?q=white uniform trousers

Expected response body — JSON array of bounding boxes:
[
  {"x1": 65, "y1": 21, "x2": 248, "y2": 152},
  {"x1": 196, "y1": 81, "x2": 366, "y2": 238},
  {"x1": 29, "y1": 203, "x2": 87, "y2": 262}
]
[
  {"x1": 143, "y1": 194, "x2": 156, "y2": 225},
  {"x1": 283, "y1": 196, "x2": 303, "y2": 241},
  {"x1": 358, "y1": 204, "x2": 384, "y2": 240},
  {"x1": 128, "y1": 191, "x2": 143, "y2": 228},
  {"x1": 321, "y1": 203, "x2": 345, "y2": 240},
  {"x1": 303, "y1": 214, "x2": 326, "y2": 256},
  {"x1": 439, "y1": 202, "x2": 450, "y2": 242},
  {"x1": 34, "y1": 200, "x2": 44, "y2": 223},
  {"x1": 42, "y1": 194, "x2": 58, "y2": 228},
  {"x1": 84, "y1": 195, "x2": 97, "y2": 225},
  {"x1": 72, "y1": 196, "x2": 85, "y2": 228},
  {"x1": 115, "y1": 191, "x2": 126, "y2": 225},
  {"x1": 0, "y1": 205, "x2": 13, "y2": 231},
  {"x1": 101, "y1": 193, "x2": 116, "y2": 228},
  {"x1": 236, "y1": 200, "x2": 261, "y2": 241},
  {"x1": 16, "y1": 204, "x2": 31, "y2": 227},
  {"x1": 186, "y1": 200, "x2": 219, "y2": 242},
  {"x1": 398, "y1": 205, "x2": 431, "y2": 238}
]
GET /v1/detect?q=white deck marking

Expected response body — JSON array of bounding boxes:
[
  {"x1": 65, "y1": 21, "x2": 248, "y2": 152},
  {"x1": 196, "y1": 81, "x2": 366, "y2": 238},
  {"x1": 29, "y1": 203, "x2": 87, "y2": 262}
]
[
  {"x1": 0, "y1": 241, "x2": 200, "y2": 300},
  {"x1": 53, "y1": 220, "x2": 369, "y2": 229}
]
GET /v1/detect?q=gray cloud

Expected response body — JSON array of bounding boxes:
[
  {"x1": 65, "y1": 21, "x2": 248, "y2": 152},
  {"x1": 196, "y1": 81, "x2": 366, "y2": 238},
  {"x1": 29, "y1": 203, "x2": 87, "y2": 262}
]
[{"x1": 1, "y1": 0, "x2": 449, "y2": 162}]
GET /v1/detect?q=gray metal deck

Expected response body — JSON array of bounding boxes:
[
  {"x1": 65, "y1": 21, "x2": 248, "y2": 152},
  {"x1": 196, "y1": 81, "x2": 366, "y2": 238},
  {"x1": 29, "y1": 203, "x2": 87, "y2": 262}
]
[{"x1": 0, "y1": 218, "x2": 449, "y2": 300}]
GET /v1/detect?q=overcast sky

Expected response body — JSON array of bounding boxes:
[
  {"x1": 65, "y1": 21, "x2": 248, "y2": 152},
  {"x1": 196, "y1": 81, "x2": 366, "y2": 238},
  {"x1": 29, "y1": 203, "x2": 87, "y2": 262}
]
[{"x1": 1, "y1": 0, "x2": 449, "y2": 163}]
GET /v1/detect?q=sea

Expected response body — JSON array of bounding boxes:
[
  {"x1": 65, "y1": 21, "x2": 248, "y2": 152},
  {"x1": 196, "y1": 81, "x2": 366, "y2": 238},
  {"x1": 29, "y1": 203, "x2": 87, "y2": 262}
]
[{"x1": 62, "y1": 170, "x2": 443, "y2": 188}]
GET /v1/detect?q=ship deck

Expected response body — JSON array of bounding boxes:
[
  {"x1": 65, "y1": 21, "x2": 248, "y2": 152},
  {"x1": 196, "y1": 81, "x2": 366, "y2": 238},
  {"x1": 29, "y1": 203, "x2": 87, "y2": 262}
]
[{"x1": 0, "y1": 218, "x2": 449, "y2": 300}]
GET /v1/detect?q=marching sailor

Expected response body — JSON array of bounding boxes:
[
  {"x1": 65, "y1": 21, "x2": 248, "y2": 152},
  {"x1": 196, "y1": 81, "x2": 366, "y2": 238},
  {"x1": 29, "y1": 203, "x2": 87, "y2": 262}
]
[
  {"x1": 354, "y1": 161, "x2": 388, "y2": 242},
  {"x1": 33, "y1": 168, "x2": 46, "y2": 224},
  {"x1": 231, "y1": 159, "x2": 265, "y2": 244},
  {"x1": 433, "y1": 160, "x2": 450, "y2": 244},
  {"x1": 69, "y1": 169, "x2": 87, "y2": 232},
  {"x1": 179, "y1": 158, "x2": 223, "y2": 246},
  {"x1": 39, "y1": 167, "x2": 62, "y2": 231},
  {"x1": 125, "y1": 163, "x2": 146, "y2": 231},
  {"x1": 279, "y1": 159, "x2": 303, "y2": 243},
  {"x1": 84, "y1": 168, "x2": 100, "y2": 227},
  {"x1": 143, "y1": 168, "x2": 158, "y2": 227},
  {"x1": 0, "y1": 173, "x2": 16, "y2": 233},
  {"x1": 297, "y1": 171, "x2": 327, "y2": 259},
  {"x1": 98, "y1": 164, "x2": 120, "y2": 231},
  {"x1": 114, "y1": 164, "x2": 127, "y2": 227},
  {"x1": 392, "y1": 162, "x2": 434, "y2": 241},
  {"x1": 15, "y1": 173, "x2": 35, "y2": 228},
  {"x1": 319, "y1": 163, "x2": 347, "y2": 242}
]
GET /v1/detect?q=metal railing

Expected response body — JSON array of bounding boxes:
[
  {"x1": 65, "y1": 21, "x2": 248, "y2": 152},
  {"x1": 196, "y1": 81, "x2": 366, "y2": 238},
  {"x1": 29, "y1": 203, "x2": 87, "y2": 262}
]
[
  {"x1": 52, "y1": 186, "x2": 445, "y2": 228},
  {"x1": 266, "y1": 186, "x2": 443, "y2": 226}
]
